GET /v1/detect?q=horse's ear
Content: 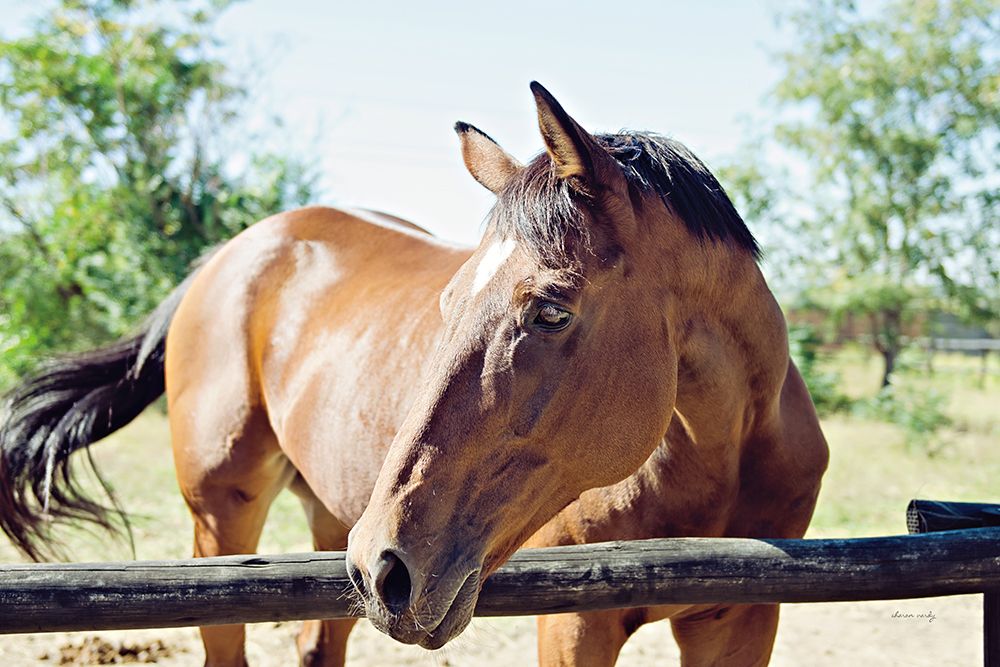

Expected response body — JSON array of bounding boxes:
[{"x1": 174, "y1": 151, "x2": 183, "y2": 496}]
[
  {"x1": 530, "y1": 81, "x2": 614, "y2": 188},
  {"x1": 454, "y1": 122, "x2": 522, "y2": 195}
]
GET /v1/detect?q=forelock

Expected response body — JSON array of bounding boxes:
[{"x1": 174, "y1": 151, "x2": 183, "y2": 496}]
[{"x1": 488, "y1": 154, "x2": 589, "y2": 267}]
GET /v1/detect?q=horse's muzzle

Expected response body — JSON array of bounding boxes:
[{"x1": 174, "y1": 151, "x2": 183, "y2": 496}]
[{"x1": 345, "y1": 538, "x2": 482, "y2": 648}]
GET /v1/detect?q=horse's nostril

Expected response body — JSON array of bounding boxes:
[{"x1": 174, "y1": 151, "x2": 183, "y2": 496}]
[{"x1": 373, "y1": 550, "x2": 412, "y2": 612}]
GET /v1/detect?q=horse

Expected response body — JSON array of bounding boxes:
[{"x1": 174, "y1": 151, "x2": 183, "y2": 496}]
[{"x1": 0, "y1": 82, "x2": 828, "y2": 666}]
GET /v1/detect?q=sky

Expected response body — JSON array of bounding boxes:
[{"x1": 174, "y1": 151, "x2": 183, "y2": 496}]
[{"x1": 0, "y1": 0, "x2": 792, "y2": 245}]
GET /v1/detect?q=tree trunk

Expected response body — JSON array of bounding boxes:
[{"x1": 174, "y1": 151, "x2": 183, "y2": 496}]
[
  {"x1": 880, "y1": 346, "x2": 897, "y2": 388},
  {"x1": 871, "y1": 308, "x2": 903, "y2": 388}
]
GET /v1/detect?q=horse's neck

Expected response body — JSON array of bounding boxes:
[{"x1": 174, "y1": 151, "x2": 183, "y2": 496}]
[
  {"x1": 527, "y1": 245, "x2": 796, "y2": 546},
  {"x1": 675, "y1": 260, "x2": 786, "y2": 446},
  {"x1": 656, "y1": 246, "x2": 788, "y2": 470}
]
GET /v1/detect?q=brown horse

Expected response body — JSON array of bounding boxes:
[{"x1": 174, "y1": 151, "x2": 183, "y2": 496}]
[{"x1": 0, "y1": 82, "x2": 827, "y2": 666}]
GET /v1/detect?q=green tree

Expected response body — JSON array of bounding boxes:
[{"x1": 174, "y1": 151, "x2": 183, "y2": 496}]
[
  {"x1": 0, "y1": 0, "x2": 316, "y2": 388},
  {"x1": 748, "y1": 0, "x2": 999, "y2": 387}
]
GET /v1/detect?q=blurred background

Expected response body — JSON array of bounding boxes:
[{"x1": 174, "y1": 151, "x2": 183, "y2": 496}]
[{"x1": 0, "y1": 1, "x2": 997, "y2": 665}]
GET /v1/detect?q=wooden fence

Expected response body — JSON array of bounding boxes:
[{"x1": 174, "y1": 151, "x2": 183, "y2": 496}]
[{"x1": 1, "y1": 500, "x2": 999, "y2": 664}]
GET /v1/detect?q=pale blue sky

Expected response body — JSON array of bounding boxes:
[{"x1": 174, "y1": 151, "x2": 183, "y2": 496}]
[{"x1": 0, "y1": 0, "x2": 792, "y2": 244}]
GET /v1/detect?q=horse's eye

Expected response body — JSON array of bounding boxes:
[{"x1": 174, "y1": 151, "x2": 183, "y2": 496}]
[{"x1": 533, "y1": 302, "x2": 573, "y2": 332}]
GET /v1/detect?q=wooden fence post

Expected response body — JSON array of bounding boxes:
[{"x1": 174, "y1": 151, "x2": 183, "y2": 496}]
[
  {"x1": 906, "y1": 500, "x2": 1000, "y2": 667},
  {"x1": 985, "y1": 591, "x2": 1000, "y2": 667}
]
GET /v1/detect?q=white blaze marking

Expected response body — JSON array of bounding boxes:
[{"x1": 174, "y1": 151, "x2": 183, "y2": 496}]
[{"x1": 472, "y1": 238, "x2": 516, "y2": 295}]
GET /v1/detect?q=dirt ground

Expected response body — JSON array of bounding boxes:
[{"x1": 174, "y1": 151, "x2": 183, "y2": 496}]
[{"x1": 0, "y1": 594, "x2": 981, "y2": 665}]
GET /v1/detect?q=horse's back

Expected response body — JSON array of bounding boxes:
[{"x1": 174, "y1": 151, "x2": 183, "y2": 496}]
[{"x1": 165, "y1": 204, "x2": 464, "y2": 394}]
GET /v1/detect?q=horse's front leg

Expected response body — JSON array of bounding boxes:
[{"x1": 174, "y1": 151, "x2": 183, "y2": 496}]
[
  {"x1": 537, "y1": 608, "x2": 650, "y2": 667},
  {"x1": 671, "y1": 603, "x2": 779, "y2": 667},
  {"x1": 290, "y1": 475, "x2": 358, "y2": 667}
]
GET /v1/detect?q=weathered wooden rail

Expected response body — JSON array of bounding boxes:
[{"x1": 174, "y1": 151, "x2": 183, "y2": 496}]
[
  {"x1": 1, "y1": 527, "x2": 999, "y2": 632},
  {"x1": 1, "y1": 500, "x2": 998, "y2": 664}
]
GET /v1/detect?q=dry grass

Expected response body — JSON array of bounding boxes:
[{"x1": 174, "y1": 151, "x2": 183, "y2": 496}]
[
  {"x1": 806, "y1": 347, "x2": 999, "y2": 537},
  {"x1": 0, "y1": 411, "x2": 310, "y2": 564}
]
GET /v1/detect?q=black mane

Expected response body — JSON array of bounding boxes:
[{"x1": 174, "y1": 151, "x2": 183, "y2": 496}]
[{"x1": 491, "y1": 131, "x2": 759, "y2": 262}]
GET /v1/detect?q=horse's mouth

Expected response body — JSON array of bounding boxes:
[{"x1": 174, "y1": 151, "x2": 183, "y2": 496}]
[{"x1": 366, "y1": 569, "x2": 481, "y2": 649}]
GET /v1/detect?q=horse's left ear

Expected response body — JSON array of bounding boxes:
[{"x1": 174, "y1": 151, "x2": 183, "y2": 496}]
[
  {"x1": 454, "y1": 122, "x2": 522, "y2": 195},
  {"x1": 530, "y1": 81, "x2": 616, "y2": 189}
]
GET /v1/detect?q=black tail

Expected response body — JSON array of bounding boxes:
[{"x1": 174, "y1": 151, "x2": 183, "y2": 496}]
[{"x1": 0, "y1": 269, "x2": 199, "y2": 560}]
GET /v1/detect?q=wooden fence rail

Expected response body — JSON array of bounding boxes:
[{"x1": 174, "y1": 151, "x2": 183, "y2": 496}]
[{"x1": 2, "y1": 526, "x2": 1000, "y2": 636}]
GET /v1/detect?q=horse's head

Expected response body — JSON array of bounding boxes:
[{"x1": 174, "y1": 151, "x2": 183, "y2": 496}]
[{"x1": 346, "y1": 83, "x2": 685, "y2": 648}]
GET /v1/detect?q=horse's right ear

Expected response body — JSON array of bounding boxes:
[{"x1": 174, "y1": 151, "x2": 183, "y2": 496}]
[{"x1": 454, "y1": 122, "x2": 522, "y2": 195}]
